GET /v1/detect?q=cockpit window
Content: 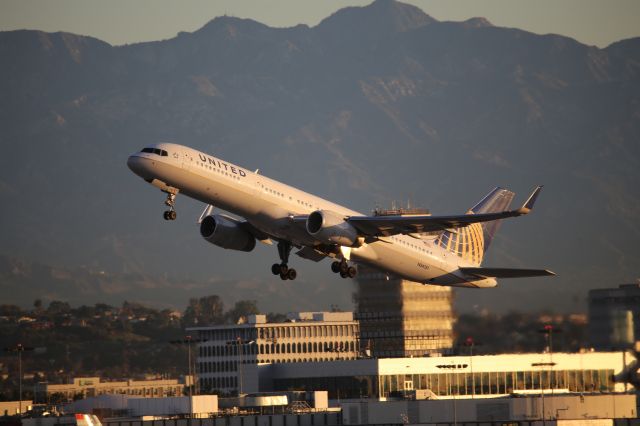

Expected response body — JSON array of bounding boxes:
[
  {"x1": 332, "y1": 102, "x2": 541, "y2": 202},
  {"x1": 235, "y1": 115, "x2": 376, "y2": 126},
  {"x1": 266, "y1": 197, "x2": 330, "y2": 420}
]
[{"x1": 141, "y1": 147, "x2": 168, "y2": 156}]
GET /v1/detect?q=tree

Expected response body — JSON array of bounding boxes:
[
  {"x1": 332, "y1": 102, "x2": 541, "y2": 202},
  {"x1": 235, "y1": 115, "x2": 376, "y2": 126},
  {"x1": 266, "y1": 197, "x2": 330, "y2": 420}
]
[
  {"x1": 267, "y1": 312, "x2": 287, "y2": 323},
  {"x1": 183, "y1": 295, "x2": 224, "y2": 326},
  {"x1": 46, "y1": 300, "x2": 71, "y2": 316},
  {"x1": 0, "y1": 304, "x2": 23, "y2": 317},
  {"x1": 224, "y1": 300, "x2": 259, "y2": 324}
]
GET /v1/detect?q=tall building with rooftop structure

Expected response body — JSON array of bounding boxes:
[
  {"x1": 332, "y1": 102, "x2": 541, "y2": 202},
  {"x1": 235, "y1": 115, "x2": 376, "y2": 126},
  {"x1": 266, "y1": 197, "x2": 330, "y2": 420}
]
[
  {"x1": 355, "y1": 264, "x2": 454, "y2": 357},
  {"x1": 189, "y1": 312, "x2": 359, "y2": 395},
  {"x1": 588, "y1": 282, "x2": 640, "y2": 350}
]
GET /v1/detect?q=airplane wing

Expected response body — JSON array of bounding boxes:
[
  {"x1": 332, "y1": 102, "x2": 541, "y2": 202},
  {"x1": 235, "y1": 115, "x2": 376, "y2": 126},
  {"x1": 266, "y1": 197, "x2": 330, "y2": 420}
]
[
  {"x1": 347, "y1": 186, "x2": 543, "y2": 237},
  {"x1": 459, "y1": 267, "x2": 556, "y2": 278}
]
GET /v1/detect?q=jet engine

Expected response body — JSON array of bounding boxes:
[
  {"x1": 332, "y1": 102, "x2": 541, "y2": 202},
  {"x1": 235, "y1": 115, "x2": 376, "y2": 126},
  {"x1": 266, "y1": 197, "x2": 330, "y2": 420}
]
[
  {"x1": 306, "y1": 210, "x2": 358, "y2": 246},
  {"x1": 200, "y1": 215, "x2": 256, "y2": 252}
]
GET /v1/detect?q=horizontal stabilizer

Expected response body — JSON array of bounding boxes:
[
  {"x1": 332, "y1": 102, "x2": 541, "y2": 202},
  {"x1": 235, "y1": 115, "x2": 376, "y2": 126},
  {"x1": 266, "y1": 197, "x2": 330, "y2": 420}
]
[{"x1": 460, "y1": 266, "x2": 555, "y2": 279}]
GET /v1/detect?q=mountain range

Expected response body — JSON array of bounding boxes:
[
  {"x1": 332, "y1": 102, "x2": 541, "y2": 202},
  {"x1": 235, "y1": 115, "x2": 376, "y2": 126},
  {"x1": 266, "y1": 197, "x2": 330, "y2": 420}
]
[{"x1": 1, "y1": 0, "x2": 639, "y2": 313}]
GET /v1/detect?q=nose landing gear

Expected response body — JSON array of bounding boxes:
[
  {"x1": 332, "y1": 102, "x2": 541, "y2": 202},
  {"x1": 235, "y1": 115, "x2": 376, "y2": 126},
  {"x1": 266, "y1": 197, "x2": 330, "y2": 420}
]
[{"x1": 163, "y1": 191, "x2": 177, "y2": 221}]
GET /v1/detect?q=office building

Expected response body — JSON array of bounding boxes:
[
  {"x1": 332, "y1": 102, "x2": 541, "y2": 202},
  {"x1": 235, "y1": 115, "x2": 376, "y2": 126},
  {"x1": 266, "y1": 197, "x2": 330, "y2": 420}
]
[
  {"x1": 190, "y1": 312, "x2": 359, "y2": 394},
  {"x1": 588, "y1": 282, "x2": 640, "y2": 349},
  {"x1": 355, "y1": 265, "x2": 454, "y2": 357}
]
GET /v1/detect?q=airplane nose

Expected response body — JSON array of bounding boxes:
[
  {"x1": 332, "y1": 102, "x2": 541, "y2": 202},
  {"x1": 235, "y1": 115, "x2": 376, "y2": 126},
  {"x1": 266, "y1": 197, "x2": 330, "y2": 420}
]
[
  {"x1": 127, "y1": 155, "x2": 138, "y2": 172},
  {"x1": 127, "y1": 154, "x2": 146, "y2": 177}
]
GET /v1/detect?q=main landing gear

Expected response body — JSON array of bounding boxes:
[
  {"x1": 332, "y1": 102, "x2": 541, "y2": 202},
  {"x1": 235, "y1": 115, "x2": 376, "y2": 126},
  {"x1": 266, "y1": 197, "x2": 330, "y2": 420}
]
[
  {"x1": 163, "y1": 192, "x2": 177, "y2": 221},
  {"x1": 331, "y1": 259, "x2": 357, "y2": 279},
  {"x1": 271, "y1": 241, "x2": 297, "y2": 280}
]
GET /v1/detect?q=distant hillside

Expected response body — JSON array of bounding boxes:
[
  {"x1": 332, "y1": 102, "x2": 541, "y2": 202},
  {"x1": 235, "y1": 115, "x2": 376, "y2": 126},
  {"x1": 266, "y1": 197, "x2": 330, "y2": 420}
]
[
  {"x1": 0, "y1": 255, "x2": 340, "y2": 313},
  {"x1": 1, "y1": 0, "x2": 639, "y2": 313}
]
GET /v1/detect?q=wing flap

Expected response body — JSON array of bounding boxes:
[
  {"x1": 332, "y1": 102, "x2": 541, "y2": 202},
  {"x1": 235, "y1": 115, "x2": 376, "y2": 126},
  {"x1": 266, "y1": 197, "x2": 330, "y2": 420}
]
[
  {"x1": 295, "y1": 246, "x2": 327, "y2": 262},
  {"x1": 460, "y1": 267, "x2": 556, "y2": 279}
]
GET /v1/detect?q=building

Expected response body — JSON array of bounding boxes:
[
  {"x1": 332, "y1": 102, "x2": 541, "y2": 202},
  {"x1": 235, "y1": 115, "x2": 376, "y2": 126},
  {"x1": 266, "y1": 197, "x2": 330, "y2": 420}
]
[
  {"x1": 589, "y1": 282, "x2": 640, "y2": 350},
  {"x1": 190, "y1": 312, "x2": 360, "y2": 395},
  {"x1": 341, "y1": 393, "x2": 637, "y2": 425},
  {"x1": 260, "y1": 351, "x2": 632, "y2": 400},
  {"x1": 34, "y1": 376, "x2": 189, "y2": 403},
  {"x1": 0, "y1": 400, "x2": 32, "y2": 416},
  {"x1": 355, "y1": 265, "x2": 454, "y2": 357}
]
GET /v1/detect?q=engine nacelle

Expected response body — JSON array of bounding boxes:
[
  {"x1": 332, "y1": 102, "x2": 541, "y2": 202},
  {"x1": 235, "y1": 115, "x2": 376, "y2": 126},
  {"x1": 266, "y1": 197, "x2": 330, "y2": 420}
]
[
  {"x1": 200, "y1": 215, "x2": 256, "y2": 252},
  {"x1": 306, "y1": 210, "x2": 358, "y2": 246}
]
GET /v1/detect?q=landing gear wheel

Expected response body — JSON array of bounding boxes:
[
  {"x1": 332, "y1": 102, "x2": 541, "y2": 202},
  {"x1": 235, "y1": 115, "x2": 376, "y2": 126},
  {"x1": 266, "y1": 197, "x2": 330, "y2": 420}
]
[
  {"x1": 163, "y1": 210, "x2": 177, "y2": 220},
  {"x1": 279, "y1": 263, "x2": 288, "y2": 275},
  {"x1": 273, "y1": 241, "x2": 296, "y2": 280},
  {"x1": 339, "y1": 261, "x2": 349, "y2": 274},
  {"x1": 271, "y1": 263, "x2": 281, "y2": 275},
  {"x1": 163, "y1": 211, "x2": 170, "y2": 221},
  {"x1": 340, "y1": 271, "x2": 347, "y2": 278},
  {"x1": 347, "y1": 266, "x2": 357, "y2": 278},
  {"x1": 271, "y1": 262, "x2": 290, "y2": 277},
  {"x1": 331, "y1": 261, "x2": 341, "y2": 273}
]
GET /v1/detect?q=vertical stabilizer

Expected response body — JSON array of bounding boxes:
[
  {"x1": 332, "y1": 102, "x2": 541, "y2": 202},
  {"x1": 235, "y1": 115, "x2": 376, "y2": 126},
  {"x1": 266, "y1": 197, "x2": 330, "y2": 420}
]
[
  {"x1": 433, "y1": 187, "x2": 514, "y2": 265},
  {"x1": 469, "y1": 187, "x2": 514, "y2": 251}
]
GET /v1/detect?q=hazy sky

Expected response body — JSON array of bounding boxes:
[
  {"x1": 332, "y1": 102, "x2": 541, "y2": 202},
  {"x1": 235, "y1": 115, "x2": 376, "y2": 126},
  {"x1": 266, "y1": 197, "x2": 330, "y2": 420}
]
[{"x1": 1, "y1": 0, "x2": 639, "y2": 48}]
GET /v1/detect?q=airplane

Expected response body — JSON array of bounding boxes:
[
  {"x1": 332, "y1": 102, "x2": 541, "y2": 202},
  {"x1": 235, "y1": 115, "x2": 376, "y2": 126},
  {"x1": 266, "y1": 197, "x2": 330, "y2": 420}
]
[{"x1": 127, "y1": 143, "x2": 554, "y2": 288}]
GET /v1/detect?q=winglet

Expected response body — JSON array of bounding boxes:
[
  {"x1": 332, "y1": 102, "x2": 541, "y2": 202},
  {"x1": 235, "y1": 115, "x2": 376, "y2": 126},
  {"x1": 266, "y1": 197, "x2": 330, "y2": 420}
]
[{"x1": 517, "y1": 186, "x2": 543, "y2": 214}]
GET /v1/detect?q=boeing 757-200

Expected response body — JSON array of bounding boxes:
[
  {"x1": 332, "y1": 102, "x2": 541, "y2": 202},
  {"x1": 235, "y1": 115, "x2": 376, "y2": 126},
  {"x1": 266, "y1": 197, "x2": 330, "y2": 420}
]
[{"x1": 127, "y1": 143, "x2": 554, "y2": 288}]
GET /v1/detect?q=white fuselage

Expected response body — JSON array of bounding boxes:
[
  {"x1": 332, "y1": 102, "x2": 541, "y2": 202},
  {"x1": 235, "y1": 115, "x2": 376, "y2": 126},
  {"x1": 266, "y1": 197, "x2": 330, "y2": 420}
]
[{"x1": 127, "y1": 143, "x2": 496, "y2": 288}]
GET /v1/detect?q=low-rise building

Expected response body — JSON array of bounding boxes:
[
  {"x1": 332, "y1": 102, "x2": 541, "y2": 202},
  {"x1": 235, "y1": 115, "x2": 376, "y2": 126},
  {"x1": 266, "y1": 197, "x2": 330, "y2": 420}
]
[
  {"x1": 0, "y1": 400, "x2": 33, "y2": 416},
  {"x1": 260, "y1": 351, "x2": 633, "y2": 400},
  {"x1": 34, "y1": 376, "x2": 189, "y2": 403},
  {"x1": 341, "y1": 393, "x2": 637, "y2": 425}
]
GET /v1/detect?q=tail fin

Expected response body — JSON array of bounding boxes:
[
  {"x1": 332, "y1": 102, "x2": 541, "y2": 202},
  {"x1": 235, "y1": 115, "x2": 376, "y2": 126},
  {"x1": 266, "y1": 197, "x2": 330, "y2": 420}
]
[
  {"x1": 468, "y1": 187, "x2": 514, "y2": 251},
  {"x1": 434, "y1": 187, "x2": 514, "y2": 265}
]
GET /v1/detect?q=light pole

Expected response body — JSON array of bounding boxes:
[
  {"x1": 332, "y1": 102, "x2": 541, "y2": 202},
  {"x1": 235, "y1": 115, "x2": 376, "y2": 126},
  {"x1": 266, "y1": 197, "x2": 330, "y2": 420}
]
[
  {"x1": 4, "y1": 344, "x2": 35, "y2": 415},
  {"x1": 170, "y1": 335, "x2": 205, "y2": 418},
  {"x1": 539, "y1": 324, "x2": 562, "y2": 396},
  {"x1": 437, "y1": 363, "x2": 468, "y2": 426},
  {"x1": 532, "y1": 362, "x2": 556, "y2": 426},
  {"x1": 462, "y1": 337, "x2": 481, "y2": 398},
  {"x1": 227, "y1": 338, "x2": 255, "y2": 395}
]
